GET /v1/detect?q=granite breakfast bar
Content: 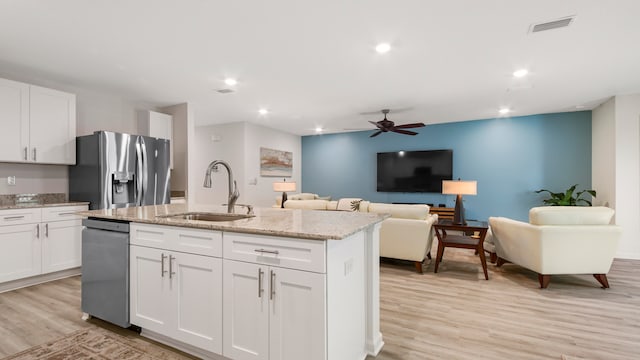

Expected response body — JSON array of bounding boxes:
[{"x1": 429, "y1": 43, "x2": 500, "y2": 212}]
[{"x1": 79, "y1": 204, "x2": 388, "y2": 360}]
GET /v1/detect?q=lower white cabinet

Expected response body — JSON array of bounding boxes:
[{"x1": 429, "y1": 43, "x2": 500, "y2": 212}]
[
  {"x1": 42, "y1": 219, "x2": 82, "y2": 273},
  {"x1": 0, "y1": 223, "x2": 41, "y2": 283},
  {"x1": 130, "y1": 244, "x2": 223, "y2": 354},
  {"x1": 0, "y1": 205, "x2": 85, "y2": 284},
  {"x1": 223, "y1": 259, "x2": 326, "y2": 360}
]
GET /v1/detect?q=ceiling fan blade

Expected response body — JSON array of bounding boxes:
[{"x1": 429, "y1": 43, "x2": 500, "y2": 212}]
[
  {"x1": 368, "y1": 120, "x2": 381, "y2": 127},
  {"x1": 370, "y1": 130, "x2": 383, "y2": 138},
  {"x1": 394, "y1": 123, "x2": 425, "y2": 129},
  {"x1": 392, "y1": 129, "x2": 418, "y2": 136}
]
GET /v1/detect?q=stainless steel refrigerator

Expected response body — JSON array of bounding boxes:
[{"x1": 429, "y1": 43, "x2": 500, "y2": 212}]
[{"x1": 69, "y1": 130, "x2": 171, "y2": 209}]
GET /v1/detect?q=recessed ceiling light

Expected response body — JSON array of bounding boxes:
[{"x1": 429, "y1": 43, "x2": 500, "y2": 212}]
[
  {"x1": 499, "y1": 108, "x2": 511, "y2": 114},
  {"x1": 224, "y1": 78, "x2": 237, "y2": 86},
  {"x1": 375, "y1": 43, "x2": 391, "y2": 54},
  {"x1": 315, "y1": 127, "x2": 323, "y2": 133},
  {"x1": 258, "y1": 108, "x2": 268, "y2": 115},
  {"x1": 513, "y1": 69, "x2": 529, "y2": 78}
]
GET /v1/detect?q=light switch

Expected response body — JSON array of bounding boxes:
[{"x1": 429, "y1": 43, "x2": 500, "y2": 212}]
[{"x1": 7, "y1": 176, "x2": 15, "y2": 186}]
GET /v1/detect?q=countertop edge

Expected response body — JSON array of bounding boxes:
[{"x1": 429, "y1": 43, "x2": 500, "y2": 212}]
[{"x1": 0, "y1": 202, "x2": 90, "y2": 210}]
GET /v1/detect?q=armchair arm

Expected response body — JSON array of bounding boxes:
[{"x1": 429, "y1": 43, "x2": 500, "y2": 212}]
[{"x1": 379, "y1": 215, "x2": 436, "y2": 262}]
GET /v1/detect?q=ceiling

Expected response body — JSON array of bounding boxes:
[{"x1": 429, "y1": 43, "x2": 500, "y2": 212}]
[{"x1": 1, "y1": 0, "x2": 639, "y2": 136}]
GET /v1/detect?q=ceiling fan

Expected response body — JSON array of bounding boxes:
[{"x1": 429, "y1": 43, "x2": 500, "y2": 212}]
[{"x1": 368, "y1": 109, "x2": 425, "y2": 137}]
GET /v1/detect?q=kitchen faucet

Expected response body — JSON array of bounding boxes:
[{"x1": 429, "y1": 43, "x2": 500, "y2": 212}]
[{"x1": 203, "y1": 160, "x2": 239, "y2": 213}]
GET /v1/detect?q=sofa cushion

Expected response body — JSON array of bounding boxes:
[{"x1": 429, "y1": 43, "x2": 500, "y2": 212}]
[
  {"x1": 336, "y1": 198, "x2": 363, "y2": 211},
  {"x1": 367, "y1": 203, "x2": 429, "y2": 220},
  {"x1": 529, "y1": 206, "x2": 614, "y2": 225},
  {"x1": 283, "y1": 199, "x2": 328, "y2": 210},
  {"x1": 289, "y1": 193, "x2": 318, "y2": 200}
]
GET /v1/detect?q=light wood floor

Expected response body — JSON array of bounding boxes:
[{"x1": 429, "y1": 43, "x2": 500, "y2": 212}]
[{"x1": 1, "y1": 248, "x2": 639, "y2": 360}]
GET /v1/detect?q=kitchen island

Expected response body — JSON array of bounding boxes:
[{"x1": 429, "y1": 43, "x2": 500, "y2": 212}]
[{"x1": 79, "y1": 204, "x2": 387, "y2": 360}]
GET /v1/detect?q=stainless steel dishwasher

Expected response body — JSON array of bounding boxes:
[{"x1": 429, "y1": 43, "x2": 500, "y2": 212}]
[{"x1": 81, "y1": 218, "x2": 130, "y2": 328}]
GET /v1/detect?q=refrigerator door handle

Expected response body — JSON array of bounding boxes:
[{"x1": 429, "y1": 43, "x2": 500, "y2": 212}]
[
  {"x1": 140, "y1": 137, "x2": 149, "y2": 206},
  {"x1": 135, "y1": 138, "x2": 144, "y2": 206}
]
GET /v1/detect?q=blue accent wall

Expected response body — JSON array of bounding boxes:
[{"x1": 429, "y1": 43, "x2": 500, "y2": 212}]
[{"x1": 301, "y1": 111, "x2": 592, "y2": 221}]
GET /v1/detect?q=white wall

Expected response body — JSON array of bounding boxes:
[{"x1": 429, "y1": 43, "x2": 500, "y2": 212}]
[
  {"x1": 592, "y1": 97, "x2": 616, "y2": 209},
  {"x1": 614, "y1": 95, "x2": 640, "y2": 259},
  {"x1": 192, "y1": 122, "x2": 301, "y2": 208},
  {"x1": 193, "y1": 123, "x2": 246, "y2": 206},
  {"x1": 160, "y1": 103, "x2": 190, "y2": 195},
  {"x1": 244, "y1": 122, "x2": 301, "y2": 207},
  {"x1": 593, "y1": 94, "x2": 640, "y2": 259}
]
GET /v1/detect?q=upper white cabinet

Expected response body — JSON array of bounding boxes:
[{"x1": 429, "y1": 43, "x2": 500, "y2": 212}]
[
  {"x1": 0, "y1": 77, "x2": 76, "y2": 165},
  {"x1": 0, "y1": 78, "x2": 29, "y2": 162},
  {"x1": 138, "y1": 110, "x2": 173, "y2": 168},
  {"x1": 29, "y1": 85, "x2": 77, "y2": 164}
]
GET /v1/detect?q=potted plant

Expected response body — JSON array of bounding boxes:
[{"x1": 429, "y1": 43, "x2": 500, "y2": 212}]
[{"x1": 535, "y1": 184, "x2": 596, "y2": 206}]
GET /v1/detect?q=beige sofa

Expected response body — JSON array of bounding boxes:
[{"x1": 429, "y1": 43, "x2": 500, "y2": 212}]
[
  {"x1": 489, "y1": 206, "x2": 621, "y2": 288},
  {"x1": 282, "y1": 197, "x2": 437, "y2": 273}
]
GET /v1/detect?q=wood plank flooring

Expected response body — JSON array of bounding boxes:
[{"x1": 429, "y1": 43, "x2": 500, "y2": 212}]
[{"x1": 0, "y1": 247, "x2": 639, "y2": 360}]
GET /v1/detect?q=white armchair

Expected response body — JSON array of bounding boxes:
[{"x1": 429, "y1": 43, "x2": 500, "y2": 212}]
[{"x1": 489, "y1": 206, "x2": 621, "y2": 289}]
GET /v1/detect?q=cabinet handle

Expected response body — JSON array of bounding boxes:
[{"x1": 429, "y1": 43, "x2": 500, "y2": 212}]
[
  {"x1": 58, "y1": 212, "x2": 75, "y2": 216},
  {"x1": 24, "y1": 147, "x2": 28, "y2": 161},
  {"x1": 254, "y1": 248, "x2": 280, "y2": 255},
  {"x1": 33, "y1": 148, "x2": 36, "y2": 161},
  {"x1": 3, "y1": 215, "x2": 25, "y2": 220},
  {"x1": 169, "y1": 254, "x2": 176, "y2": 279},
  {"x1": 161, "y1": 253, "x2": 167, "y2": 277},
  {"x1": 270, "y1": 270, "x2": 276, "y2": 300},
  {"x1": 36, "y1": 224, "x2": 40, "y2": 238},
  {"x1": 258, "y1": 268, "x2": 264, "y2": 298},
  {"x1": 45, "y1": 223, "x2": 49, "y2": 237}
]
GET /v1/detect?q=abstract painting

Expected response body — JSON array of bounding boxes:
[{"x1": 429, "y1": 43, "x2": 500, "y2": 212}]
[{"x1": 260, "y1": 147, "x2": 293, "y2": 177}]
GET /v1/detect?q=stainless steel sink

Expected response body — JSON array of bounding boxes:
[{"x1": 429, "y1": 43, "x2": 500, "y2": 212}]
[{"x1": 159, "y1": 212, "x2": 254, "y2": 222}]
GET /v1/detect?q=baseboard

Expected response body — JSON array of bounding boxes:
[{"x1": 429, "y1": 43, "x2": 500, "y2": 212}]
[
  {"x1": 0, "y1": 267, "x2": 81, "y2": 294},
  {"x1": 366, "y1": 332, "x2": 384, "y2": 356},
  {"x1": 140, "y1": 329, "x2": 226, "y2": 360},
  {"x1": 615, "y1": 252, "x2": 640, "y2": 260}
]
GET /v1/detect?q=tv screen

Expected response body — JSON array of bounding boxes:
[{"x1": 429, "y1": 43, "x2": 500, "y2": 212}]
[{"x1": 377, "y1": 150, "x2": 453, "y2": 193}]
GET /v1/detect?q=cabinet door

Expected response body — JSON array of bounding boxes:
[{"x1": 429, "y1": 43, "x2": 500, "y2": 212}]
[
  {"x1": 130, "y1": 245, "x2": 171, "y2": 333},
  {"x1": 269, "y1": 268, "x2": 326, "y2": 360},
  {"x1": 223, "y1": 260, "x2": 269, "y2": 360},
  {"x1": 42, "y1": 219, "x2": 82, "y2": 273},
  {"x1": 29, "y1": 85, "x2": 76, "y2": 164},
  {"x1": 171, "y1": 252, "x2": 222, "y2": 354},
  {"x1": 0, "y1": 224, "x2": 41, "y2": 282},
  {"x1": 0, "y1": 78, "x2": 29, "y2": 162}
]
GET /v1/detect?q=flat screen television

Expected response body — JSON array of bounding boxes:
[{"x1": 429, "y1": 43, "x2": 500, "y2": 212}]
[{"x1": 377, "y1": 150, "x2": 453, "y2": 193}]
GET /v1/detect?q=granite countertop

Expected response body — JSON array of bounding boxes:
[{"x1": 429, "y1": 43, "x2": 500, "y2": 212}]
[
  {"x1": 0, "y1": 193, "x2": 89, "y2": 210},
  {"x1": 78, "y1": 204, "x2": 388, "y2": 240}
]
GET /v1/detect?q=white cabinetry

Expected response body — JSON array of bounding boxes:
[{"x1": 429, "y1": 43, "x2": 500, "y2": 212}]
[
  {"x1": 223, "y1": 259, "x2": 325, "y2": 360},
  {"x1": 0, "y1": 78, "x2": 29, "y2": 162},
  {"x1": 130, "y1": 224, "x2": 223, "y2": 354},
  {"x1": 0, "y1": 77, "x2": 76, "y2": 164},
  {"x1": 41, "y1": 206, "x2": 84, "y2": 273},
  {"x1": 138, "y1": 110, "x2": 173, "y2": 168},
  {"x1": 0, "y1": 205, "x2": 86, "y2": 284},
  {"x1": 222, "y1": 232, "x2": 326, "y2": 360}
]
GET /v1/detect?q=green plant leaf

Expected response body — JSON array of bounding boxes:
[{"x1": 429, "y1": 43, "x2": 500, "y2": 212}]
[{"x1": 535, "y1": 184, "x2": 596, "y2": 207}]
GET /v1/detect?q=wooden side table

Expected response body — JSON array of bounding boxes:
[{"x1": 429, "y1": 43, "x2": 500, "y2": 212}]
[{"x1": 433, "y1": 220, "x2": 489, "y2": 280}]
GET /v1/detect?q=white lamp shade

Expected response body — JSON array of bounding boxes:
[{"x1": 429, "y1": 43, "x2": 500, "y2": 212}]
[
  {"x1": 273, "y1": 181, "x2": 296, "y2": 192},
  {"x1": 442, "y1": 180, "x2": 477, "y2": 195}
]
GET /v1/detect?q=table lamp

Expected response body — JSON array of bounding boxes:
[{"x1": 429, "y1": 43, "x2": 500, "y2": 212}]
[
  {"x1": 273, "y1": 179, "x2": 296, "y2": 208},
  {"x1": 442, "y1": 179, "x2": 477, "y2": 225}
]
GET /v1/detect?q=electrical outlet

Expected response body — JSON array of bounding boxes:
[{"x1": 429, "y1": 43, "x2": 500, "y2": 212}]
[{"x1": 7, "y1": 176, "x2": 16, "y2": 186}]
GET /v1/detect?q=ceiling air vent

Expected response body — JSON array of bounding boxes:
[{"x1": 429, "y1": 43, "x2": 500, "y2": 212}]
[
  {"x1": 216, "y1": 88, "x2": 234, "y2": 94},
  {"x1": 529, "y1": 16, "x2": 575, "y2": 33}
]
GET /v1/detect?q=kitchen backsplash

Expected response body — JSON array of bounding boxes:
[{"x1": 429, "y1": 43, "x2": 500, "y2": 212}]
[{"x1": 0, "y1": 193, "x2": 67, "y2": 206}]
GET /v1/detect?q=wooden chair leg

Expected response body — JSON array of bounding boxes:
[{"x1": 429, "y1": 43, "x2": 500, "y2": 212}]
[
  {"x1": 538, "y1": 274, "x2": 551, "y2": 289},
  {"x1": 489, "y1": 252, "x2": 497, "y2": 264},
  {"x1": 593, "y1": 274, "x2": 610, "y2": 288},
  {"x1": 414, "y1": 261, "x2": 424, "y2": 274},
  {"x1": 434, "y1": 243, "x2": 445, "y2": 273}
]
